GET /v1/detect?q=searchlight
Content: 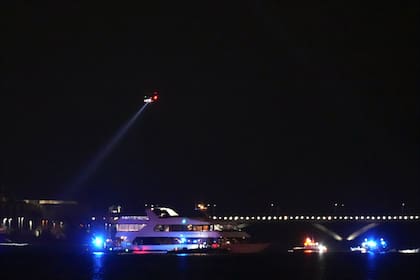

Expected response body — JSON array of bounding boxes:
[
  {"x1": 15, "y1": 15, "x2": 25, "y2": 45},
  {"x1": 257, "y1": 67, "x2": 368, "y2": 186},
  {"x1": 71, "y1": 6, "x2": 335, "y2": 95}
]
[{"x1": 144, "y1": 92, "x2": 159, "y2": 103}]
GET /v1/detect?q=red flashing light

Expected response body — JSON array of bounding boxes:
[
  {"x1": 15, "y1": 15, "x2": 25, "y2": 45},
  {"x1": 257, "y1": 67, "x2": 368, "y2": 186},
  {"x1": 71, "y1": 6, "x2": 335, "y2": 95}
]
[
  {"x1": 211, "y1": 243, "x2": 219, "y2": 249},
  {"x1": 133, "y1": 250, "x2": 148, "y2": 255},
  {"x1": 153, "y1": 95, "x2": 158, "y2": 101}
]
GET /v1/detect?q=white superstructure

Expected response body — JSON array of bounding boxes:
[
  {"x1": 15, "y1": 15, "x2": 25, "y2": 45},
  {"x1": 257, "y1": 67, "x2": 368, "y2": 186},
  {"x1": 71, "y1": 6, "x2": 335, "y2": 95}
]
[{"x1": 112, "y1": 207, "x2": 222, "y2": 252}]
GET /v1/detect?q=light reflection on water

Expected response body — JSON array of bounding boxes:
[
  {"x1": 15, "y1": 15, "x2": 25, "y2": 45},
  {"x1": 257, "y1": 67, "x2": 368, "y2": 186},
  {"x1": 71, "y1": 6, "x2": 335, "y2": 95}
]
[
  {"x1": 366, "y1": 252, "x2": 378, "y2": 280},
  {"x1": 92, "y1": 252, "x2": 105, "y2": 280},
  {"x1": 316, "y1": 252, "x2": 326, "y2": 280},
  {"x1": 1, "y1": 245, "x2": 419, "y2": 280},
  {"x1": 76, "y1": 251, "x2": 420, "y2": 280}
]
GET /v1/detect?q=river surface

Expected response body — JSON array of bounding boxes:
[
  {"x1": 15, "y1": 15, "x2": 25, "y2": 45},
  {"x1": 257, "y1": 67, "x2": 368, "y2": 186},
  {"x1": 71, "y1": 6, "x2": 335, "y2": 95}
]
[{"x1": 1, "y1": 247, "x2": 419, "y2": 280}]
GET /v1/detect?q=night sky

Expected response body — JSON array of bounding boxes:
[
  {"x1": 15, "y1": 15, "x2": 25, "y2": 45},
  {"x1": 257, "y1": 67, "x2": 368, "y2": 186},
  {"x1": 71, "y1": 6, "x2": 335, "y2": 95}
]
[{"x1": 1, "y1": 3, "x2": 418, "y2": 213}]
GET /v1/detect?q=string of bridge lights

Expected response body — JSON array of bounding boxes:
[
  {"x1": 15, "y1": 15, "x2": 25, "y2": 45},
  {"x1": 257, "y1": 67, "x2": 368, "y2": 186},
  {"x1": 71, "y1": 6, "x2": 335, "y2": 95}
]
[{"x1": 212, "y1": 215, "x2": 420, "y2": 222}]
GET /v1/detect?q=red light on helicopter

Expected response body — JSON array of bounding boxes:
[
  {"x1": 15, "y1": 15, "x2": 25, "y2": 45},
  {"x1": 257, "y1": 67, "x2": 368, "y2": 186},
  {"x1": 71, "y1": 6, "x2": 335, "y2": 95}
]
[{"x1": 144, "y1": 91, "x2": 159, "y2": 103}]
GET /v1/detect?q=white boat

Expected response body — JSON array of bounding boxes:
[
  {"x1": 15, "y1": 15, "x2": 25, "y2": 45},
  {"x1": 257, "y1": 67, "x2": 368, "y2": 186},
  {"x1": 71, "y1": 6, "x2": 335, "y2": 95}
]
[
  {"x1": 111, "y1": 207, "x2": 223, "y2": 253},
  {"x1": 398, "y1": 248, "x2": 419, "y2": 254},
  {"x1": 108, "y1": 206, "x2": 268, "y2": 254}
]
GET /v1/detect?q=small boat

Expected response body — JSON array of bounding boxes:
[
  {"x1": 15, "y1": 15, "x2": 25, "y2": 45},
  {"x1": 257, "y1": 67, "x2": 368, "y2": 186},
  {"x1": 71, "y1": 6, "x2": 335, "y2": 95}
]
[
  {"x1": 289, "y1": 237, "x2": 327, "y2": 253},
  {"x1": 398, "y1": 248, "x2": 419, "y2": 254},
  {"x1": 350, "y1": 238, "x2": 388, "y2": 254}
]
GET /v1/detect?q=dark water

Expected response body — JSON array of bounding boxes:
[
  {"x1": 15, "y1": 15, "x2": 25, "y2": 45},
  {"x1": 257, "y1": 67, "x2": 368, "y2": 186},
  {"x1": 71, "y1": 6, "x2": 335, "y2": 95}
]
[{"x1": 1, "y1": 248, "x2": 419, "y2": 280}]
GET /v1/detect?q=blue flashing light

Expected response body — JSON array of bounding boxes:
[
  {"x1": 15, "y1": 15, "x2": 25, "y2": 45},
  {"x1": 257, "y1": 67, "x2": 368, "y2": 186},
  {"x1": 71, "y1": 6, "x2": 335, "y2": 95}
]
[
  {"x1": 92, "y1": 236, "x2": 105, "y2": 249},
  {"x1": 182, "y1": 219, "x2": 186, "y2": 224},
  {"x1": 360, "y1": 237, "x2": 388, "y2": 253},
  {"x1": 366, "y1": 240, "x2": 377, "y2": 249},
  {"x1": 179, "y1": 237, "x2": 187, "y2": 244}
]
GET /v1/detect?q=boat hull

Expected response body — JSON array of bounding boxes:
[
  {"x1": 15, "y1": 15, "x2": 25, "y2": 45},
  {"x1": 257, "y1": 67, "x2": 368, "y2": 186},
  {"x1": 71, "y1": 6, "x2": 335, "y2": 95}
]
[{"x1": 222, "y1": 243, "x2": 271, "y2": 254}]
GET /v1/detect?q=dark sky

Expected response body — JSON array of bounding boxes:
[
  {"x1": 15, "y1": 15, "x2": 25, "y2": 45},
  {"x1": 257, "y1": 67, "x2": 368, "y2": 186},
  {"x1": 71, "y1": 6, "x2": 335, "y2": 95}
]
[{"x1": 1, "y1": 2, "x2": 418, "y2": 213}]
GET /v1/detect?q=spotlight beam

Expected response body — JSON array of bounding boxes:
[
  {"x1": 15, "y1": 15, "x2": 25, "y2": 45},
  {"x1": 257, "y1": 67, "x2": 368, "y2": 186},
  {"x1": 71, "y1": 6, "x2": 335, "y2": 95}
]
[{"x1": 65, "y1": 93, "x2": 159, "y2": 197}]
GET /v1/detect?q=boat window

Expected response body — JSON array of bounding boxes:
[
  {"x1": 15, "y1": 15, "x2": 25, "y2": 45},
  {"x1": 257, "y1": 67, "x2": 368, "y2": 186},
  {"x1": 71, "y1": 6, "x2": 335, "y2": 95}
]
[
  {"x1": 154, "y1": 225, "x2": 162, "y2": 231},
  {"x1": 153, "y1": 209, "x2": 170, "y2": 218},
  {"x1": 133, "y1": 237, "x2": 216, "y2": 245},
  {"x1": 116, "y1": 224, "x2": 146, "y2": 232},
  {"x1": 133, "y1": 237, "x2": 178, "y2": 245},
  {"x1": 154, "y1": 225, "x2": 170, "y2": 232},
  {"x1": 170, "y1": 224, "x2": 187, "y2": 231},
  {"x1": 191, "y1": 225, "x2": 210, "y2": 231},
  {"x1": 153, "y1": 224, "x2": 213, "y2": 232}
]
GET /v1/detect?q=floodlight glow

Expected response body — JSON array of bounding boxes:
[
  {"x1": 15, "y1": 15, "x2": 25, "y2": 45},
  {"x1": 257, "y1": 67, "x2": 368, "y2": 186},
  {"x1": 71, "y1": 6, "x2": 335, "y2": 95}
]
[
  {"x1": 92, "y1": 236, "x2": 104, "y2": 249},
  {"x1": 318, "y1": 244, "x2": 327, "y2": 253}
]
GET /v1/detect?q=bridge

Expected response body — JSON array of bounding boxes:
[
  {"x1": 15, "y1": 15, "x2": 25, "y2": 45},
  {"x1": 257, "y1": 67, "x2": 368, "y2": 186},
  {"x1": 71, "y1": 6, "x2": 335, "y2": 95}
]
[
  {"x1": 211, "y1": 213, "x2": 420, "y2": 243},
  {"x1": 211, "y1": 214, "x2": 420, "y2": 223}
]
